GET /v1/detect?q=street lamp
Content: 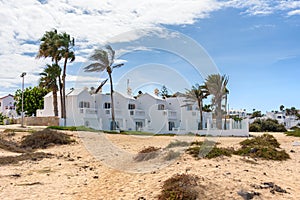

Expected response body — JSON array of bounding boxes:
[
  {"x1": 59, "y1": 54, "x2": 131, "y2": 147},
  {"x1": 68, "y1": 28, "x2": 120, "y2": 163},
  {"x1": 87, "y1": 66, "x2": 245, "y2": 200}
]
[{"x1": 20, "y1": 72, "x2": 26, "y2": 128}]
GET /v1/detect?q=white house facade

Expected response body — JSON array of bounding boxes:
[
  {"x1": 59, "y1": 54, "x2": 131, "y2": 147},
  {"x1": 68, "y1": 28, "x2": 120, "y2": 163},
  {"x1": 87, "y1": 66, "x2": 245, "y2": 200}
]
[
  {"x1": 37, "y1": 88, "x2": 249, "y2": 136},
  {"x1": 0, "y1": 94, "x2": 17, "y2": 118}
]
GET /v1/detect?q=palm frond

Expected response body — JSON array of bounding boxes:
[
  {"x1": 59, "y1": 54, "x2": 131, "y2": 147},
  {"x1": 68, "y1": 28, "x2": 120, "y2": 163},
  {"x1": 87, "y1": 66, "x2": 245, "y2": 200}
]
[
  {"x1": 95, "y1": 78, "x2": 108, "y2": 93},
  {"x1": 84, "y1": 62, "x2": 106, "y2": 72}
]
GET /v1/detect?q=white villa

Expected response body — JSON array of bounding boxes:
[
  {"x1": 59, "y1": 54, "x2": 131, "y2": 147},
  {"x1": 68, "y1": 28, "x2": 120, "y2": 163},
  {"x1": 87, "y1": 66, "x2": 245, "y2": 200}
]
[
  {"x1": 37, "y1": 88, "x2": 249, "y2": 136},
  {"x1": 0, "y1": 94, "x2": 17, "y2": 118},
  {"x1": 266, "y1": 111, "x2": 299, "y2": 129}
]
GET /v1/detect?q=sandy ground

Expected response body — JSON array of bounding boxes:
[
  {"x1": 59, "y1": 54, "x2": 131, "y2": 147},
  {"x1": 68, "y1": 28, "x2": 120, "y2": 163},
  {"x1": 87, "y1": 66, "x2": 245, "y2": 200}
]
[{"x1": 0, "y1": 126, "x2": 300, "y2": 200}]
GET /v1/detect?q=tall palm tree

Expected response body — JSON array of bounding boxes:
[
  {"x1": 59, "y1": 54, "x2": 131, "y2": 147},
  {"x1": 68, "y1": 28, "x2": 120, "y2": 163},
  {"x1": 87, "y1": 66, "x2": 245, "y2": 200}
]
[
  {"x1": 39, "y1": 64, "x2": 61, "y2": 116},
  {"x1": 182, "y1": 84, "x2": 209, "y2": 130},
  {"x1": 56, "y1": 32, "x2": 75, "y2": 125},
  {"x1": 36, "y1": 29, "x2": 63, "y2": 119},
  {"x1": 205, "y1": 74, "x2": 229, "y2": 129},
  {"x1": 84, "y1": 45, "x2": 124, "y2": 130}
]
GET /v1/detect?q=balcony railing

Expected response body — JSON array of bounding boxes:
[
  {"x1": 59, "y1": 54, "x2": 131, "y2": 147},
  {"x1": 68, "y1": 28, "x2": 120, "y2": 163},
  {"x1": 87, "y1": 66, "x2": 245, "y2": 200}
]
[
  {"x1": 79, "y1": 108, "x2": 97, "y2": 115},
  {"x1": 129, "y1": 109, "x2": 145, "y2": 118}
]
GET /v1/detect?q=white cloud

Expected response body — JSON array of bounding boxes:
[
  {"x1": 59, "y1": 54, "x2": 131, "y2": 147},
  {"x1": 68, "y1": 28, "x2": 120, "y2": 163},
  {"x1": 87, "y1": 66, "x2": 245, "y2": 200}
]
[
  {"x1": 288, "y1": 9, "x2": 300, "y2": 16},
  {"x1": 0, "y1": 0, "x2": 300, "y2": 95}
]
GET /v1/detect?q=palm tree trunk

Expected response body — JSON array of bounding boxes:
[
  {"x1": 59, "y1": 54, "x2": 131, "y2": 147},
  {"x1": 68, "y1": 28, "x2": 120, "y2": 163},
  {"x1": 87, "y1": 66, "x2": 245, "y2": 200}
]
[
  {"x1": 224, "y1": 94, "x2": 227, "y2": 130},
  {"x1": 198, "y1": 99, "x2": 203, "y2": 130},
  {"x1": 217, "y1": 100, "x2": 222, "y2": 129},
  {"x1": 62, "y1": 57, "x2": 68, "y2": 126},
  {"x1": 108, "y1": 72, "x2": 116, "y2": 130},
  {"x1": 53, "y1": 87, "x2": 58, "y2": 117},
  {"x1": 55, "y1": 59, "x2": 64, "y2": 121}
]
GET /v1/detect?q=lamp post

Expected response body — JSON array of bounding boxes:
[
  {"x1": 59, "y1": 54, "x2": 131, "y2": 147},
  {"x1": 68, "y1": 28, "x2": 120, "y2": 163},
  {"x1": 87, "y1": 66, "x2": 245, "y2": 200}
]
[{"x1": 20, "y1": 72, "x2": 26, "y2": 128}]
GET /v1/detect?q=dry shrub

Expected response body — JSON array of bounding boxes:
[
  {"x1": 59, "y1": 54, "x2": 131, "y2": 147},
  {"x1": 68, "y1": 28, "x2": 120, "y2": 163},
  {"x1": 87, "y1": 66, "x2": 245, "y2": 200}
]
[
  {"x1": 134, "y1": 146, "x2": 161, "y2": 162},
  {"x1": 0, "y1": 138, "x2": 28, "y2": 153},
  {"x1": 166, "y1": 140, "x2": 190, "y2": 148},
  {"x1": 164, "y1": 150, "x2": 181, "y2": 161},
  {"x1": 0, "y1": 152, "x2": 53, "y2": 166},
  {"x1": 20, "y1": 128, "x2": 75, "y2": 149},
  {"x1": 158, "y1": 173, "x2": 199, "y2": 200}
]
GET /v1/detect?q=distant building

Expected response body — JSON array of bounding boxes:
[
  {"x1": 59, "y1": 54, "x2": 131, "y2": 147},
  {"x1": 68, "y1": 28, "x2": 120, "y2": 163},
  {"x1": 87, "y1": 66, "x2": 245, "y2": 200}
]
[
  {"x1": 0, "y1": 94, "x2": 17, "y2": 118},
  {"x1": 228, "y1": 109, "x2": 247, "y2": 118},
  {"x1": 266, "y1": 111, "x2": 299, "y2": 129}
]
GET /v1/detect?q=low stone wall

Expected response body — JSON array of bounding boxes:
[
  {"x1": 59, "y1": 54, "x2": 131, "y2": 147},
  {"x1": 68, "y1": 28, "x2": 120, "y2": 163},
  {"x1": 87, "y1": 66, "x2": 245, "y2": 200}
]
[{"x1": 16, "y1": 117, "x2": 60, "y2": 126}]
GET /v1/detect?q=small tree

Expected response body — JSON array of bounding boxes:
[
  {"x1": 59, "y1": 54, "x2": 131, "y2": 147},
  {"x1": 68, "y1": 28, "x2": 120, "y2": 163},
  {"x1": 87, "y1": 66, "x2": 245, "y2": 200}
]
[
  {"x1": 14, "y1": 86, "x2": 49, "y2": 116},
  {"x1": 160, "y1": 85, "x2": 170, "y2": 99}
]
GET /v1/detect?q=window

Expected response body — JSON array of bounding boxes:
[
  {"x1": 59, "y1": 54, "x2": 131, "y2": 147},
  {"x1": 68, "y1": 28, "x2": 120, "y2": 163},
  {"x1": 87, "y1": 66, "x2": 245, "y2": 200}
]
[
  {"x1": 130, "y1": 110, "x2": 134, "y2": 115},
  {"x1": 104, "y1": 102, "x2": 111, "y2": 109},
  {"x1": 158, "y1": 104, "x2": 165, "y2": 110},
  {"x1": 79, "y1": 101, "x2": 90, "y2": 108},
  {"x1": 186, "y1": 105, "x2": 192, "y2": 111},
  {"x1": 128, "y1": 104, "x2": 136, "y2": 110}
]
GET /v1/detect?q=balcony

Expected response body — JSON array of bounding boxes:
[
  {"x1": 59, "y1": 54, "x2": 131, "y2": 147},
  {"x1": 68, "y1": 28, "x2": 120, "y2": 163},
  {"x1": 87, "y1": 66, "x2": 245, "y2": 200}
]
[
  {"x1": 129, "y1": 109, "x2": 145, "y2": 118},
  {"x1": 79, "y1": 108, "x2": 97, "y2": 115}
]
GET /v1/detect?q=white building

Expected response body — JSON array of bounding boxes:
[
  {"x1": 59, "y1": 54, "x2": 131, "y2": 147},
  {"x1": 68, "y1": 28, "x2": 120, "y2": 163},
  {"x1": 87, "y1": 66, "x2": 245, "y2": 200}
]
[
  {"x1": 37, "y1": 88, "x2": 249, "y2": 136},
  {"x1": 266, "y1": 111, "x2": 299, "y2": 129},
  {"x1": 0, "y1": 94, "x2": 17, "y2": 118}
]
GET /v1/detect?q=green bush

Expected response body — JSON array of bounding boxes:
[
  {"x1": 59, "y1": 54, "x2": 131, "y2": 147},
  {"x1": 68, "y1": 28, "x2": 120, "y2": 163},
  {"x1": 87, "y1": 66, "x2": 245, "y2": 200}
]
[
  {"x1": 249, "y1": 123, "x2": 261, "y2": 132},
  {"x1": 235, "y1": 134, "x2": 290, "y2": 161},
  {"x1": 186, "y1": 134, "x2": 290, "y2": 161},
  {"x1": 186, "y1": 146, "x2": 233, "y2": 159},
  {"x1": 285, "y1": 128, "x2": 300, "y2": 137},
  {"x1": 240, "y1": 134, "x2": 280, "y2": 148},
  {"x1": 249, "y1": 119, "x2": 287, "y2": 132},
  {"x1": 47, "y1": 126, "x2": 77, "y2": 131},
  {"x1": 158, "y1": 174, "x2": 199, "y2": 200}
]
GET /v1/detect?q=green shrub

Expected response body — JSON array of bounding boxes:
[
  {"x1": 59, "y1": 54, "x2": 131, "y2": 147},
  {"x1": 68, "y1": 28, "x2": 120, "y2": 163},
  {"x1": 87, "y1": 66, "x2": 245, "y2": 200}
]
[
  {"x1": 235, "y1": 134, "x2": 290, "y2": 160},
  {"x1": 186, "y1": 146, "x2": 232, "y2": 159},
  {"x1": 47, "y1": 126, "x2": 77, "y2": 131},
  {"x1": 240, "y1": 134, "x2": 280, "y2": 148},
  {"x1": 249, "y1": 119, "x2": 287, "y2": 132},
  {"x1": 249, "y1": 123, "x2": 261, "y2": 132},
  {"x1": 21, "y1": 129, "x2": 75, "y2": 149},
  {"x1": 158, "y1": 174, "x2": 199, "y2": 200},
  {"x1": 285, "y1": 129, "x2": 300, "y2": 137}
]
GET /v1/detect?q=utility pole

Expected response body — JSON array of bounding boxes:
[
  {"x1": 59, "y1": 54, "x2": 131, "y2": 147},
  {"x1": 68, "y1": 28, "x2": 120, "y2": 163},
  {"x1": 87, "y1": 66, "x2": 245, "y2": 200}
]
[{"x1": 20, "y1": 72, "x2": 26, "y2": 128}]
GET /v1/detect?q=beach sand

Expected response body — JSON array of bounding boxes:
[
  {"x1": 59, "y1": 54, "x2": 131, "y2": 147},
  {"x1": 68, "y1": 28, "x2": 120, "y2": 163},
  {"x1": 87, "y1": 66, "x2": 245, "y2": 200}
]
[{"x1": 0, "y1": 129, "x2": 300, "y2": 200}]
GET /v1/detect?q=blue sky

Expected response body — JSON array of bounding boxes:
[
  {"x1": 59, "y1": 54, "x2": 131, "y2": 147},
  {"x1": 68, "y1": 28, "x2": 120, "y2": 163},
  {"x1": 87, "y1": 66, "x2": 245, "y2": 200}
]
[{"x1": 0, "y1": 0, "x2": 300, "y2": 113}]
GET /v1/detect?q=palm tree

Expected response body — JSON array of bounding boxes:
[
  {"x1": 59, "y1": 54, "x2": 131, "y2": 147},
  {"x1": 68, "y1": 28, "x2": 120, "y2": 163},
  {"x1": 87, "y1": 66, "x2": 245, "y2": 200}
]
[
  {"x1": 84, "y1": 45, "x2": 124, "y2": 130},
  {"x1": 223, "y1": 88, "x2": 229, "y2": 130},
  {"x1": 182, "y1": 84, "x2": 209, "y2": 130},
  {"x1": 39, "y1": 64, "x2": 61, "y2": 116},
  {"x1": 36, "y1": 29, "x2": 63, "y2": 119},
  {"x1": 56, "y1": 32, "x2": 75, "y2": 125},
  {"x1": 205, "y1": 74, "x2": 229, "y2": 129}
]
